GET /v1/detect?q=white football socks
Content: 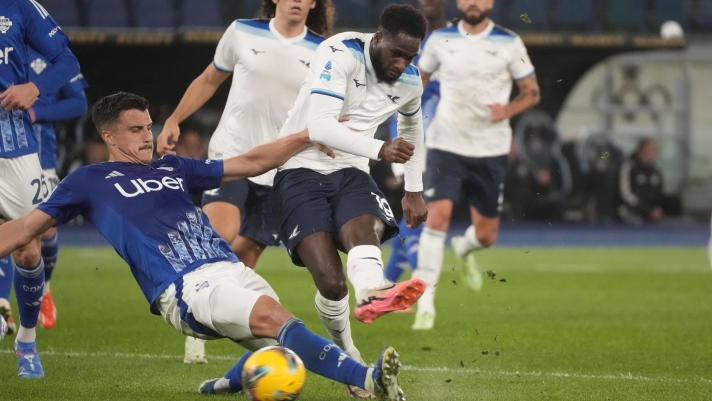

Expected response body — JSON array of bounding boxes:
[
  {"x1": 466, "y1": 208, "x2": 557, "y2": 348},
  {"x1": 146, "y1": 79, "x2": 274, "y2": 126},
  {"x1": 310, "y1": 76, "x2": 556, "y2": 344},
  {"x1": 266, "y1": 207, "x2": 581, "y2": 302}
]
[
  {"x1": 453, "y1": 225, "x2": 485, "y2": 259},
  {"x1": 314, "y1": 292, "x2": 361, "y2": 361},
  {"x1": 16, "y1": 326, "x2": 36, "y2": 343},
  {"x1": 346, "y1": 245, "x2": 388, "y2": 301},
  {"x1": 413, "y1": 228, "x2": 447, "y2": 315}
]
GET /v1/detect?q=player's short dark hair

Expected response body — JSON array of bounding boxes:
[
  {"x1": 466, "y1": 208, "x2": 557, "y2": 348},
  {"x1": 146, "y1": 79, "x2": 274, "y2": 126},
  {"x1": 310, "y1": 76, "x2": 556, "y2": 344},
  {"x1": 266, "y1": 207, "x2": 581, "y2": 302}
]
[
  {"x1": 379, "y1": 4, "x2": 427, "y2": 40},
  {"x1": 92, "y1": 92, "x2": 149, "y2": 132}
]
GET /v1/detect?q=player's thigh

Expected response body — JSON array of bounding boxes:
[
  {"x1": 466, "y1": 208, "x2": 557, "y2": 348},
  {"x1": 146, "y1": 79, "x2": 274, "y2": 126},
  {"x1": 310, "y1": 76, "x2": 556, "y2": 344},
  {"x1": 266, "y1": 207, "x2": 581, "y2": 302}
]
[
  {"x1": 332, "y1": 169, "x2": 399, "y2": 252},
  {"x1": 158, "y1": 261, "x2": 281, "y2": 342},
  {"x1": 424, "y1": 199, "x2": 455, "y2": 232},
  {"x1": 0, "y1": 154, "x2": 46, "y2": 220},
  {"x1": 202, "y1": 180, "x2": 249, "y2": 244},
  {"x1": 272, "y1": 168, "x2": 336, "y2": 267}
]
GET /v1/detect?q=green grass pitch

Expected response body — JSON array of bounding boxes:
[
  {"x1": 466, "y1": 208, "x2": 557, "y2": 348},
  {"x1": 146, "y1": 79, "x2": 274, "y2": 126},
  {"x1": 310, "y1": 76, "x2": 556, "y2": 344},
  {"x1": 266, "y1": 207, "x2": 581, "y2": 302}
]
[{"x1": 1, "y1": 247, "x2": 711, "y2": 400}]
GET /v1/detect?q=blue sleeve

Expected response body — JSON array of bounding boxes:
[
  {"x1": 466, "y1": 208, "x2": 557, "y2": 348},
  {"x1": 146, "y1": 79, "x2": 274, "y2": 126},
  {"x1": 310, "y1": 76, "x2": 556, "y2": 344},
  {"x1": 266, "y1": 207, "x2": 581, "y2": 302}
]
[
  {"x1": 177, "y1": 156, "x2": 224, "y2": 194},
  {"x1": 34, "y1": 89, "x2": 87, "y2": 123},
  {"x1": 37, "y1": 170, "x2": 89, "y2": 225},
  {"x1": 59, "y1": 73, "x2": 89, "y2": 98},
  {"x1": 30, "y1": 48, "x2": 81, "y2": 97},
  {"x1": 20, "y1": 0, "x2": 71, "y2": 61}
]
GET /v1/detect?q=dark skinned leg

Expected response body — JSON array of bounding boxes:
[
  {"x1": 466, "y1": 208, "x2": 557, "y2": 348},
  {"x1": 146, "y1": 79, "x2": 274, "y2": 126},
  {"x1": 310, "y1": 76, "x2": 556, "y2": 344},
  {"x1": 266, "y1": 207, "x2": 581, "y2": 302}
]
[{"x1": 295, "y1": 232, "x2": 348, "y2": 301}]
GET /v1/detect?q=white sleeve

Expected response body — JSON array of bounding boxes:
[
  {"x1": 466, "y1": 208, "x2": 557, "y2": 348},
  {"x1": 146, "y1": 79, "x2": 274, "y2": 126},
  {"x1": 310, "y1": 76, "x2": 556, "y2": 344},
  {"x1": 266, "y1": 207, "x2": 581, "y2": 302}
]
[
  {"x1": 397, "y1": 95, "x2": 424, "y2": 192},
  {"x1": 307, "y1": 42, "x2": 384, "y2": 160},
  {"x1": 509, "y1": 36, "x2": 535, "y2": 80},
  {"x1": 212, "y1": 24, "x2": 238, "y2": 73},
  {"x1": 417, "y1": 35, "x2": 440, "y2": 74}
]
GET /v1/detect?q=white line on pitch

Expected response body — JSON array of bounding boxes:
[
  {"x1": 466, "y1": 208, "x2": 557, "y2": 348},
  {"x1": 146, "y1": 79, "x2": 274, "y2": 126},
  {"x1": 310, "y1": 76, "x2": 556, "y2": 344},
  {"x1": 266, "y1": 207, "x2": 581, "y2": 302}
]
[{"x1": 1, "y1": 349, "x2": 710, "y2": 384}]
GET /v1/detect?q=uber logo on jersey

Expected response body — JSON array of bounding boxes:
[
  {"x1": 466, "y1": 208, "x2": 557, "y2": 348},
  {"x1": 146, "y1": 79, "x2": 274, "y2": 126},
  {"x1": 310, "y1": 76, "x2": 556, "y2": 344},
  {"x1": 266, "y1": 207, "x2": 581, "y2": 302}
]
[
  {"x1": 114, "y1": 176, "x2": 186, "y2": 197},
  {"x1": 0, "y1": 47, "x2": 14, "y2": 64}
]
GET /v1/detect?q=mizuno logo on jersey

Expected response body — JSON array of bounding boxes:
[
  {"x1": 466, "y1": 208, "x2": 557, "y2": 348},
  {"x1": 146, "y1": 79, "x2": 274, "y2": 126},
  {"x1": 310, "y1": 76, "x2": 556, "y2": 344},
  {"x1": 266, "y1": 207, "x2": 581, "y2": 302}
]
[
  {"x1": 387, "y1": 95, "x2": 400, "y2": 104},
  {"x1": 250, "y1": 48, "x2": 265, "y2": 55},
  {"x1": 328, "y1": 46, "x2": 343, "y2": 53},
  {"x1": 157, "y1": 167, "x2": 174, "y2": 172},
  {"x1": 0, "y1": 16, "x2": 12, "y2": 34},
  {"x1": 300, "y1": 60, "x2": 310, "y2": 68},
  {"x1": 114, "y1": 177, "x2": 185, "y2": 198},
  {"x1": 288, "y1": 225, "x2": 300, "y2": 240},
  {"x1": 354, "y1": 79, "x2": 365, "y2": 88},
  {"x1": 105, "y1": 171, "x2": 125, "y2": 179}
]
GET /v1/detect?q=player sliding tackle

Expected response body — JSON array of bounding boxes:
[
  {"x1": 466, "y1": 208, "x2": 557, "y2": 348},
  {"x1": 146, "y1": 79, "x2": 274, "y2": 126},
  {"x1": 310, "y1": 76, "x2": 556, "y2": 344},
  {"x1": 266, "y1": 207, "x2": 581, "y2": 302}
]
[
  {"x1": 0, "y1": 93, "x2": 405, "y2": 400},
  {"x1": 271, "y1": 4, "x2": 428, "y2": 364}
]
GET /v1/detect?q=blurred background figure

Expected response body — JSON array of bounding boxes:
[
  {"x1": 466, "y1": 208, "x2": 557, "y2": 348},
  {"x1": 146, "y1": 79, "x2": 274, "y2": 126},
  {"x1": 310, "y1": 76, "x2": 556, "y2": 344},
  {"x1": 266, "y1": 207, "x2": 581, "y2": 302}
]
[{"x1": 618, "y1": 138, "x2": 681, "y2": 224}]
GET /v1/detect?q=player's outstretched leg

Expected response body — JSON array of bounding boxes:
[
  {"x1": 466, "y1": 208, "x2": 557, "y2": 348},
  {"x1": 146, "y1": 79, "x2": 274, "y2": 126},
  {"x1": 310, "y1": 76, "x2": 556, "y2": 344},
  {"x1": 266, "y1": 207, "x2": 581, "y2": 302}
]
[
  {"x1": 296, "y1": 233, "x2": 372, "y2": 398},
  {"x1": 339, "y1": 216, "x2": 424, "y2": 324},
  {"x1": 199, "y1": 317, "x2": 404, "y2": 401},
  {"x1": 0, "y1": 255, "x2": 17, "y2": 335},
  {"x1": 39, "y1": 229, "x2": 59, "y2": 329},
  {"x1": 412, "y1": 228, "x2": 446, "y2": 330}
]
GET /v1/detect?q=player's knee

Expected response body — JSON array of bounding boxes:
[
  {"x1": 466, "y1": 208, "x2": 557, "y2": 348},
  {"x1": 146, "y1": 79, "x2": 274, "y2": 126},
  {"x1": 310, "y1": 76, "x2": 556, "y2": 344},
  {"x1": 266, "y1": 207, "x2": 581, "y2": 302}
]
[
  {"x1": 426, "y1": 211, "x2": 450, "y2": 232},
  {"x1": 476, "y1": 231, "x2": 497, "y2": 248},
  {"x1": 249, "y1": 295, "x2": 294, "y2": 339},
  {"x1": 13, "y1": 242, "x2": 41, "y2": 267},
  {"x1": 315, "y1": 275, "x2": 348, "y2": 301}
]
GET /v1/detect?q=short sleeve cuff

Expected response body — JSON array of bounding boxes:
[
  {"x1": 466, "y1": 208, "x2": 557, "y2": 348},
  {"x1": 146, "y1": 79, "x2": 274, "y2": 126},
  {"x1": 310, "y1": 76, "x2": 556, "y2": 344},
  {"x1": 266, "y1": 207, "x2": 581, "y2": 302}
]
[{"x1": 212, "y1": 59, "x2": 232, "y2": 73}]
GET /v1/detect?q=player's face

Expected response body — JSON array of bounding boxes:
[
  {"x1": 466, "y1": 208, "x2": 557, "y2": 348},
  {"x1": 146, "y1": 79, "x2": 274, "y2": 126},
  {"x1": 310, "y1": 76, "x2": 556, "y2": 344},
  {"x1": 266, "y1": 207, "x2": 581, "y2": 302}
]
[
  {"x1": 457, "y1": 0, "x2": 493, "y2": 25},
  {"x1": 106, "y1": 109, "x2": 154, "y2": 165},
  {"x1": 419, "y1": 0, "x2": 448, "y2": 19},
  {"x1": 371, "y1": 32, "x2": 421, "y2": 85},
  {"x1": 274, "y1": 0, "x2": 317, "y2": 24}
]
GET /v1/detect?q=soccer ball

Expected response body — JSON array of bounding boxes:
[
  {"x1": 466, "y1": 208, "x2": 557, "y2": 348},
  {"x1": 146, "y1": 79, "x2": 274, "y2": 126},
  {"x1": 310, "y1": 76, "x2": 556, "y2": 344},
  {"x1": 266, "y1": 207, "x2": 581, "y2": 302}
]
[{"x1": 242, "y1": 346, "x2": 306, "y2": 401}]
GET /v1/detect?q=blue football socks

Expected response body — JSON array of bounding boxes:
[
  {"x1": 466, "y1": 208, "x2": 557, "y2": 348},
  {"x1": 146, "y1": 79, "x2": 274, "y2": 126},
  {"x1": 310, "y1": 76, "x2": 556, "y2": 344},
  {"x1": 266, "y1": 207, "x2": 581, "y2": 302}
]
[
  {"x1": 14, "y1": 259, "x2": 44, "y2": 329},
  {"x1": 41, "y1": 232, "x2": 59, "y2": 282},
  {"x1": 0, "y1": 256, "x2": 14, "y2": 301},
  {"x1": 277, "y1": 318, "x2": 368, "y2": 389}
]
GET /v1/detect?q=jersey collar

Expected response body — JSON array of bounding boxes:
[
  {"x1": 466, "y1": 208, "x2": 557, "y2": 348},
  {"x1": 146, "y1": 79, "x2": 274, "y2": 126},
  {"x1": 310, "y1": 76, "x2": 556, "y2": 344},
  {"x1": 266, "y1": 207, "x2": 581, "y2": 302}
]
[
  {"x1": 269, "y1": 18, "x2": 308, "y2": 45},
  {"x1": 457, "y1": 19, "x2": 494, "y2": 41},
  {"x1": 364, "y1": 34, "x2": 375, "y2": 76}
]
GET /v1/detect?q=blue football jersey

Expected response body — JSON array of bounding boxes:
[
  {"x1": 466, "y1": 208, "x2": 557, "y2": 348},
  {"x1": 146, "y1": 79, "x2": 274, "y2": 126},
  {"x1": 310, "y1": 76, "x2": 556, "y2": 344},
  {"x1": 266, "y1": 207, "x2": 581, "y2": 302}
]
[
  {"x1": 0, "y1": 0, "x2": 70, "y2": 158},
  {"x1": 28, "y1": 48, "x2": 88, "y2": 169},
  {"x1": 38, "y1": 156, "x2": 238, "y2": 313}
]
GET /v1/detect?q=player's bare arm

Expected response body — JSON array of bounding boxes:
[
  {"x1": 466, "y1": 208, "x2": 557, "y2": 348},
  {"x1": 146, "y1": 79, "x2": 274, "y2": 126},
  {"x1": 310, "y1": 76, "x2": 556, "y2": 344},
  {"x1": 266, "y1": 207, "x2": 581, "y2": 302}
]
[
  {"x1": 0, "y1": 210, "x2": 57, "y2": 260},
  {"x1": 488, "y1": 73, "x2": 540, "y2": 122},
  {"x1": 158, "y1": 64, "x2": 231, "y2": 155},
  {"x1": 420, "y1": 71, "x2": 432, "y2": 89},
  {"x1": 222, "y1": 130, "x2": 316, "y2": 183},
  {"x1": 0, "y1": 82, "x2": 41, "y2": 111}
]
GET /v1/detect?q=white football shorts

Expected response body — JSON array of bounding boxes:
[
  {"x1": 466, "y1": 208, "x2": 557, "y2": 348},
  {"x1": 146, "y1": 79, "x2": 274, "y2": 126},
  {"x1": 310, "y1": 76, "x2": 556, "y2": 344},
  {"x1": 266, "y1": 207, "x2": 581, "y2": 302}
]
[
  {"x1": 0, "y1": 153, "x2": 45, "y2": 220},
  {"x1": 156, "y1": 261, "x2": 280, "y2": 347},
  {"x1": 42, "y1": 168, "x2": 60, "y2": 196}
]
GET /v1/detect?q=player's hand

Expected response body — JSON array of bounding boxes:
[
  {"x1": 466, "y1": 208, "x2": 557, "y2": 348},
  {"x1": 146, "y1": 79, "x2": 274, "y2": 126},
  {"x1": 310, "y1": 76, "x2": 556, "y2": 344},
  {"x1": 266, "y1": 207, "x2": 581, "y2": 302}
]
[
  {"x1": 29, "y1": 108, "x2": 36, "y2": 123},
  {"x1": 379, "y1": 137, "x2": 414, "y2": 164},
  {"x1": 402, "y1": 191, "x2": 427, "y2": 228},
  {"x1": 0, "y1": 83, "x2": 40, "y2": 111},
  {"x1": 157, "y1": 118, "x2": 181, "y2": 156},
  {"x1": 487, "y1": 103, "x2": 509, "y2": 122},
  {"x1": 313, "y1": 142, "x2": 335, "y2": 158}
]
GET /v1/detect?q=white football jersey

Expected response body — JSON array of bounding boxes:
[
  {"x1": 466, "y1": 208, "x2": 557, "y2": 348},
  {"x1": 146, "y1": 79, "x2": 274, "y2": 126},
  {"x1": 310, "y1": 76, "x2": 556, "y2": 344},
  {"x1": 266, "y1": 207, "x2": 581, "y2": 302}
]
[
  {"x1": 418, "y1": 21, "x2": 535, "y2": 158},
  {"x1": 278, "y1": 32, "x2": 423, "y2": 175},
  {"x1": 208, "y1": 19, "x2": 322, "y2": 186}
]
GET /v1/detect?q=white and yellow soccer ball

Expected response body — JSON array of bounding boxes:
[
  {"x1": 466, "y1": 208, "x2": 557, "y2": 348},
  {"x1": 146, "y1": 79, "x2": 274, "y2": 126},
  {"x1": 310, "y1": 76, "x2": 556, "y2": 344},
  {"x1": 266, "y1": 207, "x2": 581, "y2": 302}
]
[{"x1": 241, "y1": 346, "x2": 306, "y2": 401}]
